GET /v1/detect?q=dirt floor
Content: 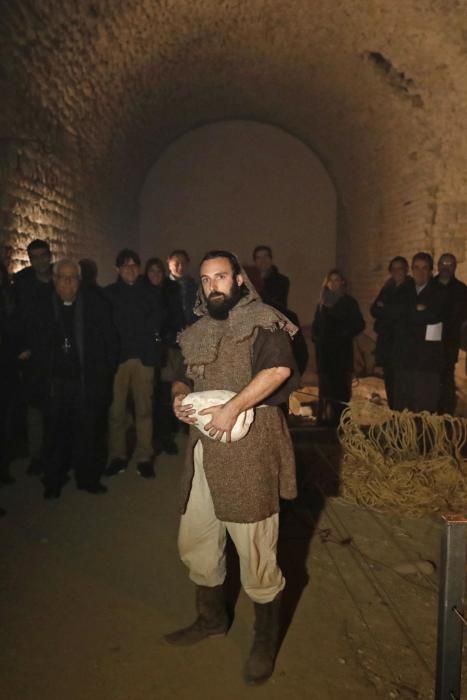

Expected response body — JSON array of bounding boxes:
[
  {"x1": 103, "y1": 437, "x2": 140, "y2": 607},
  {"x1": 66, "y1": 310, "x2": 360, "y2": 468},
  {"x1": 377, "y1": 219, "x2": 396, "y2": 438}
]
[{"x1": 1, "y1": 429, "x2": 465, "y2": 700}]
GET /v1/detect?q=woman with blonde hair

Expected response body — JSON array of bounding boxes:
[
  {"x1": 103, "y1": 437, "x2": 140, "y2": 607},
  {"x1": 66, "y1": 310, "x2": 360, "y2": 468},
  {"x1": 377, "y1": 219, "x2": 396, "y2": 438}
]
[{"x1": 311, "y1": 269, "x2": 365, "y2": 426}]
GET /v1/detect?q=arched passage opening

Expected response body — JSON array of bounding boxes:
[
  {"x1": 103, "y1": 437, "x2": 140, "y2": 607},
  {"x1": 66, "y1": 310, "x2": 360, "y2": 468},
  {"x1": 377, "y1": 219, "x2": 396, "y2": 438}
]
[{"x1": 139, "y1": 120, "x2": 337, "y2": 322}]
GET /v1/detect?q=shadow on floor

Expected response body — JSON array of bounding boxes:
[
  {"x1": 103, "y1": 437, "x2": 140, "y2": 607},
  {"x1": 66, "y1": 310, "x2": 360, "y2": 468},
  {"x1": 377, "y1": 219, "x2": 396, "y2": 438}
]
[{"x1": 223, "y1": 422, "x2": 342, "y2": 648}]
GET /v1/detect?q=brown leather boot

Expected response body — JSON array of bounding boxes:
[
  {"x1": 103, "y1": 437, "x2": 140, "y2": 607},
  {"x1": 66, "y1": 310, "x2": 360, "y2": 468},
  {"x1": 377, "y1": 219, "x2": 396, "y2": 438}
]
[
  {"x1": 244, "y1": 593, "x2": 282, "y2": 685},
  {"x1": 164, "y1": 584, "x2": 229, "y2": 646}
]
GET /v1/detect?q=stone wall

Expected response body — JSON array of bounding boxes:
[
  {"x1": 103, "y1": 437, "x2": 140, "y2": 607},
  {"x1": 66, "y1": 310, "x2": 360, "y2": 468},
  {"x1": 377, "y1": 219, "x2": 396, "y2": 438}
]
[{"x1": 1, "y1": 0, "x2": 467, "y2": 301}]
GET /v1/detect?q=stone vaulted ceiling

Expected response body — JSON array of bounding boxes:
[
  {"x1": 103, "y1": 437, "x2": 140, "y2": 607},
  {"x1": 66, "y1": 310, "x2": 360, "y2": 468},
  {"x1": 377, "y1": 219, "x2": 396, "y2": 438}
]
[{"x1": 2, "y1": 0, "x2": 467, "y2": 294}]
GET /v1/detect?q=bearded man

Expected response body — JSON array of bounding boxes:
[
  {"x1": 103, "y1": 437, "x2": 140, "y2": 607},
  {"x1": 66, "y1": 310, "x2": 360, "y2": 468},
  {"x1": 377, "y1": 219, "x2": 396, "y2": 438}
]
[{"x1": 165, "y1": 250, "x2": 299, "y2": 685}]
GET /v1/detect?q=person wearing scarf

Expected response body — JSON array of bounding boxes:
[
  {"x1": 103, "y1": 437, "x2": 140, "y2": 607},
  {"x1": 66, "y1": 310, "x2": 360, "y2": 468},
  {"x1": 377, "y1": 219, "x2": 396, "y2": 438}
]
[
  {"x1": 164, "y1": 250, "x2": 299, "y2": 685},
  {"x1": 311, "y1": 269, "x2": 365, "y2": 426}
]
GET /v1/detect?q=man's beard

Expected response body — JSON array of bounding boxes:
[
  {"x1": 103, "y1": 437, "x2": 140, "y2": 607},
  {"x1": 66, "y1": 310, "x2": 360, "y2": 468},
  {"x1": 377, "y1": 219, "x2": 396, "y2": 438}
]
[{"x1": 206, "y1": 280, "x2": 245, "y2": 320}]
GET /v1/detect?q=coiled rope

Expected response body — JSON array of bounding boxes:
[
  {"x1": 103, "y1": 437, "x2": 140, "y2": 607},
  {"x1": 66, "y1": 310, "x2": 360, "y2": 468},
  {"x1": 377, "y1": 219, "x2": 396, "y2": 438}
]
[{"x1": 337, "y1": 402, "x2": 467, "y2": 518}]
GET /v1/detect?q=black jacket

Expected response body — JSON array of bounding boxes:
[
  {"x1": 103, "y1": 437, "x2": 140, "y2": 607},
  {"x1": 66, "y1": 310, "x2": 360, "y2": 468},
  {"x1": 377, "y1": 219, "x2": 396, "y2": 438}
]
[
  {"x1": 392, "y1": 278, "x2": 448, "y2": 372},
  {"x1": 433, "y1": 275, "x2": 467, "y2": 366},
  {"x1": 170, "y1": 275, "x2": 198, "y2": 327},
  {"x1": 160, "y1": 278, "x2": 185, "y2": 346},
  {"x1": 22, "y1": 288, "x2": 118, "y2": 408},
  {"x1": 261, "y1": 266, "x2": 290, "y2": 310},
  {"x1": 311, "y1": 294, "x2": 365, "y2": 374},
  {"x1": 13, "y1": 266, "x2": 53, "y2": 307},
  {"x1": 105, "y1": 276, "x2": 166, "y2": 366},
  {"x1": 370, "y1": 278, "x2": 411, "y2": 367},
  {"x1": 12, "y1": 267, "x2": 54, "y2": 353},
  {"x1": 0, "y1": 283, "x2": 18, "y2": 388}
]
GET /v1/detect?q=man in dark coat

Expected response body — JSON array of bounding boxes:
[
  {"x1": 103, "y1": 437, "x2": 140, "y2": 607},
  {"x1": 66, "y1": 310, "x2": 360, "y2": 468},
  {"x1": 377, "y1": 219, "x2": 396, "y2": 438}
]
[
  {"x1": 393, "y1": 252, "x2": 448, "y2": 413},
  {"x1": 145, "y1": 257, "x2": 186, "y2": 455},
  {"x1": 167, "y1": 249, "x2": 198, "y2": 327},
  {"x1": 105, "y1": 249, "x2": 166, "y2": 479},
  {"x1": 12, "y1": 238, "x2": 54, "y2": 475},
  {"x1": 252, "y1": 245, "x2": 290, "y2": 310},
  {"x1": 370, "y1": 256, "x2": 410, "y2": 408},
  {"x1": 24, "y1": 258, "x2": 118, "y2": 498},
  {"x1": 0, "y1": 261, "x2": 18, "y2": 487},
  {"x1": 433, "y1": 253, "x2": 467, "y2": 414}
]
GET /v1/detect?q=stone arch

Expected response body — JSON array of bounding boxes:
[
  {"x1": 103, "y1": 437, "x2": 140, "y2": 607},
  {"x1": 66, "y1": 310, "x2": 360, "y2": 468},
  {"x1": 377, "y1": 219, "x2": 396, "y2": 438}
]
[
  {"x1": 1, "y1": 1, "x2": 467, "y2": 304},
  {"x1": 139, "y1": 118, "x2": 338, "y2": 321}
]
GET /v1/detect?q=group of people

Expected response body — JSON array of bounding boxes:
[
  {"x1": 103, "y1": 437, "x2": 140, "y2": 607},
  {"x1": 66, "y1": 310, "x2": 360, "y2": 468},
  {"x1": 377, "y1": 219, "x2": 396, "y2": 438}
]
[
  {"x1": 0, "y1": 241, "x2": 301, "y2": 685},
  {"x1": 1, "y1": 237, "x2": 466, "y2": 685},
  {"x1": 0, "y1": 240, "x2": 303, "y2": 500},
  {"x1": 310, "y1": 252, "x2": 467, "y2": 426}
]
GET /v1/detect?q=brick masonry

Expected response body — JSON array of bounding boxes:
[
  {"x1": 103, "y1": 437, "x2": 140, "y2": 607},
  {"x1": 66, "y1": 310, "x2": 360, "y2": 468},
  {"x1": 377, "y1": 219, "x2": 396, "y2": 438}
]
[{"x1": 1, "y1": 0, "x2": 467, "y2": 297}]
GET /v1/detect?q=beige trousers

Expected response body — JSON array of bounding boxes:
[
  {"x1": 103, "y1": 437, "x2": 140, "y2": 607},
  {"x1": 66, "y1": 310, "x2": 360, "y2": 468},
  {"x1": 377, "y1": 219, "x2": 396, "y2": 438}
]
[
  {"x1": 108, "y1": 358, "x2": 154, "y2": 463},
  {"x1": 178, "y1": 441, "x2": 285, "y2": 603}
]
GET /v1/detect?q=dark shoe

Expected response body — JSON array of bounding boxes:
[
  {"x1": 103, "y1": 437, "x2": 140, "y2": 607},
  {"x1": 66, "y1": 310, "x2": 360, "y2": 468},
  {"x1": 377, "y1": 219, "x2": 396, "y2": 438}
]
[
  {"x1": 43, "y1": 485, "x2": 61, "y2": 500},
  {"x1": 77, "y1": 482, "x2": 108, "y2": 494},
  {"x1": 244, "y1": 594, "x2": 282, "y2": 685},
  {"x1": 27, "y1": 458, "x2": 44, "y2": 476},
  {"x1": 164, "y1": 585, "x2": 229, "y2": 646},
  {"x1": 162, "y1": 439, "x2": 178, "y2": 455},
  {"x1": 104, "y1": 458, "x2": 127, "y2": 477},
  {"x1": 136, "y1": 461, "x2": 156, "y2": 479}
]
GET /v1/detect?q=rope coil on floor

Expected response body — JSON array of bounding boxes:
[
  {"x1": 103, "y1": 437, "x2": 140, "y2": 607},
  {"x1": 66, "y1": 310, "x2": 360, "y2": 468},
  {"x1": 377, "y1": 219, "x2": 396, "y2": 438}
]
[{"x1": 337, "y1": 402, "x2": 467, "y2": 518}]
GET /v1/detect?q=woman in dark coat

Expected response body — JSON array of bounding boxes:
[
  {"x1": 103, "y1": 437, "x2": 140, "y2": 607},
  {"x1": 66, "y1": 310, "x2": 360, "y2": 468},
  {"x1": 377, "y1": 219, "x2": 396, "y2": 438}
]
[
  {"x1": 145, "y1": 257, "x2": 185, "y2": 454},
  {"x1": 311, "y1": 269, "x2": 365, "y2": 426},
  {"x1": 370, "y1": 256, "x2": 409, "y2": 408}
]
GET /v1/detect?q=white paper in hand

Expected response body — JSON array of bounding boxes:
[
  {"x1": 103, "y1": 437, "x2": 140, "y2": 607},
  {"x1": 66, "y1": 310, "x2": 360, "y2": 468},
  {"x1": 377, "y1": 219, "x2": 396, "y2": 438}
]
[
  {"x1": 182, "y1": 390, "x2": 255, "y2": 442},
  {"x1": 425, "y1": 322, "x2": 443, "y2": 342}
]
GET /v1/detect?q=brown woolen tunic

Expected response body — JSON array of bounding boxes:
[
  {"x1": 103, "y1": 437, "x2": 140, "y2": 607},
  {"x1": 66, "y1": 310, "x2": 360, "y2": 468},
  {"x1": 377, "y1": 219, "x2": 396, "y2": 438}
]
[{"x1": 179, "y1": 331, "x2": 298, "y2": 523}]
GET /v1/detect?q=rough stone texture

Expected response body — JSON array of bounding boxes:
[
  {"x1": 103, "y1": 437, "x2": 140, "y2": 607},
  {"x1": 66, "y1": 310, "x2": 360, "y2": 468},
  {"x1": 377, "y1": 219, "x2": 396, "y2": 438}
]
[{"x1": 1, "y1": 0, "x2": 467, "y2": 292}]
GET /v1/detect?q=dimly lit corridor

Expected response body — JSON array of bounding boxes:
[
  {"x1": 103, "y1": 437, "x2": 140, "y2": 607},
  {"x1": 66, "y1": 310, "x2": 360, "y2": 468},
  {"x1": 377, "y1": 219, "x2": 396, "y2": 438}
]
[
  {"x1": 1, "y1": 2, "x2": 467, "y2": 698},
  {"x1": 2, "y1": 1, "x2": 467, "y2": 296}
]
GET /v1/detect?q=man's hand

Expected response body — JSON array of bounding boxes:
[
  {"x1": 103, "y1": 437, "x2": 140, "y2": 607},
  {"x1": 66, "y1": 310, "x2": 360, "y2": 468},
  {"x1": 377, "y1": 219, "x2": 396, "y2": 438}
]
[
  {"x1": 416, "y1": 304, "x2": 427, "y2": 311},
  {"x1": 198, "y1": 402, "x2": 240, "y2": 442},
  {"x1": 18, "y1": 350, "x2": 31, "y2": 361},
  {"x1": 173, "y1": 393, "x2": 196, "y2": 425}
]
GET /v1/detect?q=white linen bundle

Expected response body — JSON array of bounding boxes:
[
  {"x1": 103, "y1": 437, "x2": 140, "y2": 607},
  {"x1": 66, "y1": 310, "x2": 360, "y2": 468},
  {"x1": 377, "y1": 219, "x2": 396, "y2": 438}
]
[{"x1": 182, "y1": 390, "x2": 255, "y2": 442}]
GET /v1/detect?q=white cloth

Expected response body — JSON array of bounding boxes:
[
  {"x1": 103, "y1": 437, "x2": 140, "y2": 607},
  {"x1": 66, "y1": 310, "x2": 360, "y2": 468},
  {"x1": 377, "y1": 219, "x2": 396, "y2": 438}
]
[
  {"x1": 425, "y1": 322, "x2": 443, "y2": 341},
  {"x1": 182, "y1": 389, "x2": 254, "y2": 442},
  {"x1": 177, "y1": 441, "x2": 285, "y2": 603}
]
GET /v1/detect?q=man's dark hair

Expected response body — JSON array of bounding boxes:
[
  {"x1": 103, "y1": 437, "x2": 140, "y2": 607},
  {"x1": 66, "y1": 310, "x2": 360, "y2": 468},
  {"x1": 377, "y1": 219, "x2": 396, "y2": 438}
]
[
  {"x1": 388, "y1": 256, "x2": 409, "y2": 272},
  {"x1": 168, "y1": 249, "x2": 190, "y2": 262},
  {"x1": 438, "y1": 252, "x2": 457, "y2": 265},
  {"x1": 115, "y1": 248, "x2": 141, "y2": 267},
  {"x1": 200, "y1": 250, "x2": 242, "y2": 277},
  {"x1": 252, "y1": 245, "x2": 273, "y2": 260},
  {"x1": 27, "y1": 239, "x2": 50, "y2": 255},
  {"x1": 412, "y1": 252, "x2": 433, "y2": 270}
]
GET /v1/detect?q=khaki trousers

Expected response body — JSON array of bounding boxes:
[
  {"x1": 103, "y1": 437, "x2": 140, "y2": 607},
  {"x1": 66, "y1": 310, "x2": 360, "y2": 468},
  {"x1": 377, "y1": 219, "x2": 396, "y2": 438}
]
[
  {"x1": 108, "y1": 358, "x2": 154, "y2": 463},
  {"x1": 178, "y1": 441, "x2": 285, "y2": 603}
]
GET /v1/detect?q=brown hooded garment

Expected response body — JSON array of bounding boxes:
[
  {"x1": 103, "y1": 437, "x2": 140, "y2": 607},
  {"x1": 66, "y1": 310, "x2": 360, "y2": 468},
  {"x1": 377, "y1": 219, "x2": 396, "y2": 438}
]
[{"x1": 178, "y1": 263, "x2": 298, "y2": 523}]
